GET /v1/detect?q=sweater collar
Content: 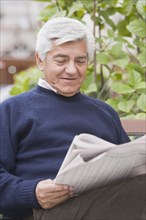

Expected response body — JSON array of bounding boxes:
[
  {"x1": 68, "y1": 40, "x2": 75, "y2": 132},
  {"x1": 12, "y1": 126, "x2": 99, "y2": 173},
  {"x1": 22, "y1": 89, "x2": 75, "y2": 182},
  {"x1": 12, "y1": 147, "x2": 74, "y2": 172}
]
[
  {"x1": 36, "y1": 85, "x2": 82, "y2": 101},
  {"x1": 37, "y1": 78, "x2": 80, "y2": 97}
]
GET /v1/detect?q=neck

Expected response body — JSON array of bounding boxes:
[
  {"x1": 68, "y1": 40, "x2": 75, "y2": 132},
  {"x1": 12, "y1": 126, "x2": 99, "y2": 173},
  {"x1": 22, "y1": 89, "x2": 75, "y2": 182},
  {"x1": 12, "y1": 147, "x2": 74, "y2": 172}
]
[{"x1": 56, "y1": 89, "x2": 80, "y2": 97}]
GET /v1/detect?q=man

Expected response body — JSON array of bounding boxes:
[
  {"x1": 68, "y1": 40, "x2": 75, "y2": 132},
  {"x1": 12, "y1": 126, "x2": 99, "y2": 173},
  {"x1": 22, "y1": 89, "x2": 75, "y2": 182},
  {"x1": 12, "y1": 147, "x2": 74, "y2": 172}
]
[{"x1": 0, "y1": 17, "x2": 145, "y2": 220}]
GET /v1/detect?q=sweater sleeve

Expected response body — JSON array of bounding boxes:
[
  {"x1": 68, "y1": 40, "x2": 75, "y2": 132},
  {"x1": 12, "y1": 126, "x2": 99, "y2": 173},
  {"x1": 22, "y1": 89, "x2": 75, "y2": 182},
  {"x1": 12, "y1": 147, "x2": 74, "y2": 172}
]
[
  {"x1": 0, "y1": 100, "x2": 40, "y2": 217},
  {"x1": 102, "y1": 102, "x2": 130, "y2": 144},
  {"x1": 89, "y1": 96, "x2": 130, "y2": 144},
  {"x1": 111, "y1": 110, "x2": 130, "y2": 144}
]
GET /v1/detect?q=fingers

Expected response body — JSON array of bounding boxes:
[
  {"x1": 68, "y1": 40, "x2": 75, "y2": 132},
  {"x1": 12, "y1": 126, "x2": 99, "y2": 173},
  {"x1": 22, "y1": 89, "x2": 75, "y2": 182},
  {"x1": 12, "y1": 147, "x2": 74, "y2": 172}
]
[
  {"x1": 40, "y1": 190, "x2": 71, "y2": 209},
  {"x1": 35, "y1": 179, "x2": 74, "y2": 209}
]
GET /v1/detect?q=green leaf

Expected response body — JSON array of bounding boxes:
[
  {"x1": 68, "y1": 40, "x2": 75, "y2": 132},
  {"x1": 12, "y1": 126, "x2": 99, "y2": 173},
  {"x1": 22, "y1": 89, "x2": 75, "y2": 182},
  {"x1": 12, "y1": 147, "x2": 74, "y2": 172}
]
[
  {"x1": 23, "y1": 78, "x2": 30, "y2": 91},
  {"x1": 10, "y1": 86, "x2": 23, "y2": 95},
  {"x1": 137, "y1": 94, "x2": 146, "y2": 112},
  {"x1": 135, "y1": 82, "x2": 146, "y2": 90},
  {"x1": 128, "y1": 70, "x2": 142, "y2": 87},
  {"x1": 120, "y1": 114, "x2": 136, "y2": 120},
  {"x1": 110, "y1": 43, "x2": 123, "y2": 57},
  {"x1": 136, "y1": 0, "x2": 146, "y2": 19},
  {"x1": 106, "y1": 98, "x2": 119, "y2": 111},
  {"x1": 117, "y1": 19, "x2": 131, "y2": 37},
  {"x1": 112, "y1": 51, "x2": 130, "y2": 69},
  {"x1": 122, "y1": 0, "x2": 134, "y2": 16},
  {"x1": 109, "y1": 45, "x2": 130, "y2": 69},
  {"x1": 137, "y1": 51, "x2": 146, "y2": 67},
  {"x1": 100, "y1": 0, "x2": 118, "y2": 7},
  {"x1": 82, "y1": 0, "x2": 94, "y2": 10},
  {"x1": 111, "y1": 72, "x2": 122, "y2": 81},
  {"x1": 35, "y1": 0, "x2": 52, "y2": 2},
  {"x1": 113, "y1": 57, "x2": 130, "y2": 69},
  {"x1": 51, "y1": 10, "x2": 67, "y2": 18},
  {"x1": 100, "y1": 11, "x2": 116, "y2": 30},
  {"x1": 111, "y1": 82, "x2": 135, "y2": 94},
  {"x1": 10, "y1": 67, "x2": 42, "y2": 95},
  {"x1": 81, "y1": 70, "x2": 96, "y2": 94},
  {"x1": 39, "y1": 5, "x2": 59, "y2": 21},
  {"x1": 135, "y1": 113, "x2": 146, "y2": 119},
  {"x1": 10, "y1": 78, "x2": 29, "y2": 95},
  {"x1": 107, "y1": 29, "x2": 114, "y2": 38},
  {"x1": 68, "y1": 1, "x2": 84, "y2": 17},
  {"x1": 39, "y1": 4, "x2": 67, "y2": 21},
  {"x1": 127, "y1": 19, "x2": 146, "y2": 38},
  {"x1": 118, "y1": 100, "x2": 135, "y2": 113},
  {"x1": 126, "y1": 63, "x2": 144, "y2": 75},
  {"x1": 133, "y1": 37, "x2": 145, "y2": 49},
  {"x1": 83, "y1": 83, "x2": 97, "y2": 95},
  {"x1": 96, "y1": 53, "x2": 111, "y2": 64}
]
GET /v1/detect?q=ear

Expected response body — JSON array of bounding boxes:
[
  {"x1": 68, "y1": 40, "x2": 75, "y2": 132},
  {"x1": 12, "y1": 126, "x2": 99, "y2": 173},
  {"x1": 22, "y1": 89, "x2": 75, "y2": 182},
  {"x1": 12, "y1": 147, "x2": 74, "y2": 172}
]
[{"x1": 35, "y1": 52, "x2": 44, "y2": 71}]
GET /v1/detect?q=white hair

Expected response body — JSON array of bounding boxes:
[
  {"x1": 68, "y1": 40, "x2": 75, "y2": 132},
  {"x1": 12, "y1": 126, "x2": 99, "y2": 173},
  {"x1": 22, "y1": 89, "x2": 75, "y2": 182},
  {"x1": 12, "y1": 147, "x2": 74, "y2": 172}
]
[{"x1": 36, "y1": 17, "x2": 95, "y2": 62}]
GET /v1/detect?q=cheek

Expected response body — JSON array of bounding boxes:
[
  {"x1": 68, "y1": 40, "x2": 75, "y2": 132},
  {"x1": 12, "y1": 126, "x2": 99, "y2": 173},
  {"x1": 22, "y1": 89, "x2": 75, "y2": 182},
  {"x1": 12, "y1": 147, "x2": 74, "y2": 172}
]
[
  {"x1": 80, "y1": 67, "x2": 87, "y2": 77},
  {"x1": 46, "y1": 64, "x2": 64, "y2": 73},
  {"x1": 44, "y1": 66, "x2": 63, "y2": 82}
]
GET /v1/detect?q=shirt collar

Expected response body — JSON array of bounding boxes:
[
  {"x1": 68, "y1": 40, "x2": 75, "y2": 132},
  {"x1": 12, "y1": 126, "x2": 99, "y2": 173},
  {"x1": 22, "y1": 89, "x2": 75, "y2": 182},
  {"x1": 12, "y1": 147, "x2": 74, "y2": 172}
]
[{"x1": 38, "y1": 78, "x2": 57, "y2": 93}]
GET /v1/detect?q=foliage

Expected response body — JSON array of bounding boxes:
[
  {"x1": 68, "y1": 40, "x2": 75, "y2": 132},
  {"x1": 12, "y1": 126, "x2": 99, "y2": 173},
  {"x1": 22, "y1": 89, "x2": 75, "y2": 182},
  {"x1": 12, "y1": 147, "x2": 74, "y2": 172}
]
[
  {"x1": 10, "y1": 67, "x2": 42, "y2": 95},
  {"x1": 11, "y1": 0, "x2": 146, "y2": 119}
]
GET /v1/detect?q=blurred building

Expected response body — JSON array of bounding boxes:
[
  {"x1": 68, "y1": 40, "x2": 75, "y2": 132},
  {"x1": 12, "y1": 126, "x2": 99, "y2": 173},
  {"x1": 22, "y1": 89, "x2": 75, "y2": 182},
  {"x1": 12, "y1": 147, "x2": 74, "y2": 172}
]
[{"x1": 0, "y1": 0, "x2": 47, "y2": 85}]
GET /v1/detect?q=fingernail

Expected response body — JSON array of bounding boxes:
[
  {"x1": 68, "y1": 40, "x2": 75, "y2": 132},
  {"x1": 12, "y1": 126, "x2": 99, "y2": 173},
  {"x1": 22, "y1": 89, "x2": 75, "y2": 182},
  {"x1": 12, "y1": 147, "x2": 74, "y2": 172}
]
[
  {"x1": 72, "y1": 193, "x2": 79, "y2": 197},
  {"x1": 70, "y1": 193, "x2": 79, "y2": 197},
  {"x1": 69, "y1": 186, "x2": 74, "y2": 191},
  {"x1": 63, "y1": 185, "x2": 69, "y2": 190},
  {"x1": 70, "y1": 191, "x2": 74, "y2": 196}
]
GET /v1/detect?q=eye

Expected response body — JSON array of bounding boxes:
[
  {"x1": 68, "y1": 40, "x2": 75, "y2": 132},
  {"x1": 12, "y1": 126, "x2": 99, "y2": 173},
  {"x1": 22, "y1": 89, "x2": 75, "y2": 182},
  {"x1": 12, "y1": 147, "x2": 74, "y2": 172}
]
[
  {"x1": 75, "y1": 58, "x2": 87, "y2": 65},
  {"x1": 54, "y1": 59, "x2": 68, "y2": 65}
]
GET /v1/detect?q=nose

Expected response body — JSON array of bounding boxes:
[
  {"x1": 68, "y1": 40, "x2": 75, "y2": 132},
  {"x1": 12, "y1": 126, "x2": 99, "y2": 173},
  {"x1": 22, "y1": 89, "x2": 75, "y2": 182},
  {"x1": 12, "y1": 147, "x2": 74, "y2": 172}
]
[{"x1": 65, "y1": 61, "x2": 77, "y2": 74}]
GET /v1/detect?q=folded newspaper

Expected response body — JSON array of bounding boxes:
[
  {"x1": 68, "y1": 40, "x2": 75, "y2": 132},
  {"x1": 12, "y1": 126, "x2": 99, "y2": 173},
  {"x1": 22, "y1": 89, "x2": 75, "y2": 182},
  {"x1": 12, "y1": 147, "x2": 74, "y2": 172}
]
[{"x1": 54, "y1": 134, "x2": 146, "y2": 193}]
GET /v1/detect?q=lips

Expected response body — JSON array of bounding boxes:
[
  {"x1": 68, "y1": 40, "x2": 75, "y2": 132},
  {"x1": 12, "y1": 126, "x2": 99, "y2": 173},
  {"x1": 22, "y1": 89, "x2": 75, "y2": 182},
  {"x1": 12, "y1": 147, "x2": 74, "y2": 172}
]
[{"x1": 61, "y1": 78, "x2": 77, "y2": 80}]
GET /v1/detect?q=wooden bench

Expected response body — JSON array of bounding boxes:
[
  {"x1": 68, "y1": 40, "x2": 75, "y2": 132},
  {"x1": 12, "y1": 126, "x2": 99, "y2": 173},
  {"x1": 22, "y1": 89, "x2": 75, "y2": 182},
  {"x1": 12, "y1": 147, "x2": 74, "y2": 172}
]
[{"x1": 121, "y1": 119, "x2": 146, "y2": 137}]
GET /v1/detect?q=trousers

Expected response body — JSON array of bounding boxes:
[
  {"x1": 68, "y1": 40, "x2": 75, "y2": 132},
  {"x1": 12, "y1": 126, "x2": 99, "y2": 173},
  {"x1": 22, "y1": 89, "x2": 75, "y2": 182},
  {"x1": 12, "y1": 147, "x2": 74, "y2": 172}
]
[{"x1": 25, "y1": 174, "x2": 146, "y2": 220}]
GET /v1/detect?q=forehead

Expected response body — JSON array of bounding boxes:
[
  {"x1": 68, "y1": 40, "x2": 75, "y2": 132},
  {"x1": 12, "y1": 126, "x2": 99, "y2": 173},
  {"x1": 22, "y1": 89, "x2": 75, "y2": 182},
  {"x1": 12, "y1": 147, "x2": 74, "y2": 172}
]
[{"x1": 49, "y1": 40, "x2": 87, "y2": 57}]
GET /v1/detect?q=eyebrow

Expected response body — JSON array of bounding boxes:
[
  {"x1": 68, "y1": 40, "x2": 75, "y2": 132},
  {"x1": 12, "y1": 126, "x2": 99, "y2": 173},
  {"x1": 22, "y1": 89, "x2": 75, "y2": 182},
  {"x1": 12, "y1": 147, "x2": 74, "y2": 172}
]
[
  {"x1": 75, "y1": 56, "x2": 88, "y2": 59},
  {"x1": 53, "y1": 54, "x2": 68, "y2": 59},
  {"x1": 53, "y1": 54, "x2": 88, "y2": 59}
]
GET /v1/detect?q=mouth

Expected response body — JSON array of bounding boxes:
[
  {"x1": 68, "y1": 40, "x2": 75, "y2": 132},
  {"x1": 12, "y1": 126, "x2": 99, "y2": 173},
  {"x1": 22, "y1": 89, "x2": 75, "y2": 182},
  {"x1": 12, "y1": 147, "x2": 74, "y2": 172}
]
[{"x1": 61, "y1": 78, "x2": 77, "y2": 81}]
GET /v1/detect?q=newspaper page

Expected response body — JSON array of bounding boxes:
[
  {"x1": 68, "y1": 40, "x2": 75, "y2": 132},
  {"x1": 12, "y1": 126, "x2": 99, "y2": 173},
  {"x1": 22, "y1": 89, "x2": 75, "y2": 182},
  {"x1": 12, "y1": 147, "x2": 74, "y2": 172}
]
[{"x1": 54, "y1": 134, "x2": 146, "y2": 194}]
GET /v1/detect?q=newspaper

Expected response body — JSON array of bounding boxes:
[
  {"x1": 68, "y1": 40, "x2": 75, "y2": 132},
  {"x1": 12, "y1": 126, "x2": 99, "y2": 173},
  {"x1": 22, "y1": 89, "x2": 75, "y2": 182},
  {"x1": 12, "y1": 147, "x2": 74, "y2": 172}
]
[{"x1": 54, "y1": 134, "x2": 146, "y2": 193}]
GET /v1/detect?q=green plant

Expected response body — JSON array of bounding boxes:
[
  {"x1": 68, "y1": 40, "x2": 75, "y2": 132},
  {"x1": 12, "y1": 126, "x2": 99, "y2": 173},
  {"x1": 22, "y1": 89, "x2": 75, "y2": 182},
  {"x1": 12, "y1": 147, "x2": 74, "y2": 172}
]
[
  {"x1": 104, "y1": 0, "x2": 146, "y2": 119},
  {"x1": 10, "y1": 66, "x2": 42, "y2": 95},
  {"x1": 11, "y1": 0, "x2": 146, "y2": 119}
]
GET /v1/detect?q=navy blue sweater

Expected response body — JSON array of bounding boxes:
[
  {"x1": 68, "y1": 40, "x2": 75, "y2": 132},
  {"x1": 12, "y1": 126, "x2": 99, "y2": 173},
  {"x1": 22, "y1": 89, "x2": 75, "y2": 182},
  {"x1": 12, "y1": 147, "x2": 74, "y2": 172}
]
[{"x1": 0, "y1": 86, "x2": 129, "y2": 219}]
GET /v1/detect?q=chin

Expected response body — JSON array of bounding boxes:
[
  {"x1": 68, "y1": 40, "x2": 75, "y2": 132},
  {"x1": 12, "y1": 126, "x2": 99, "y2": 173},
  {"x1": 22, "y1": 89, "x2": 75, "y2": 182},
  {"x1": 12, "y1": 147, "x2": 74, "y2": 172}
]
[{"x1": 58, "y1": 89, "x2": 78, "y2": 97}]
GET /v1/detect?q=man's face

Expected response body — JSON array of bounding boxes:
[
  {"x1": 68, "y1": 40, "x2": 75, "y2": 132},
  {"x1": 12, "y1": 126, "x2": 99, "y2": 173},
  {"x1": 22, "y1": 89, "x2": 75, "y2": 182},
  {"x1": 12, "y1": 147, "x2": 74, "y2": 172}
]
[{"x1": 36, "y1": 40, "x2": 88, "y2": 96}]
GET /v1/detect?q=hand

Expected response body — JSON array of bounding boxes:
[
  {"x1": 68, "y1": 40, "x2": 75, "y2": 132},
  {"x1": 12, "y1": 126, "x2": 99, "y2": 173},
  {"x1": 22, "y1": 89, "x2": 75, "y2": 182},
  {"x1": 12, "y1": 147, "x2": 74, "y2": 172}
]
[{"x1": 35, "y1": 179, "x2": 74, "y2": 209}]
